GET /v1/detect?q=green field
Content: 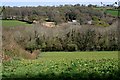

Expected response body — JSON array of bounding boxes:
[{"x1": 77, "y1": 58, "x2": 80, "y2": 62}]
[
  {"x1": 1, "y1": 20, "x2": 33, "y2": 27},
  {"x1": 94, "y1": 7, "x2": 118, "y2": 17},
  {"x1": 105, "y1": 9, "x2": 118, "y2": 16},
  {"x1": 39, "y1": 51, "x2": 118, "y2": 61},
  {"x1": 2, "y1": 51, "x2": 119, "y2": 79}
]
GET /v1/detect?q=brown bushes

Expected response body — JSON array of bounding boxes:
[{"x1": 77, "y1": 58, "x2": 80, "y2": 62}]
[
  {"x1": 29, "y1": 50, "x2": 40, "y2": 59},
  {"x1": 2, "y1": 27, "x2": 40, "y2": 60},
  {"x1": 1, "y1": 51, "x2": 11, "y2": 61}
]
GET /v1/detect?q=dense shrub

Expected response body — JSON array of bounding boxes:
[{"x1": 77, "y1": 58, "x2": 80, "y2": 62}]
[
  {"x1": 25, "y1": 40, "x2": 38, "y2": 53},
  {"x1": 67, "y1": 44, "x2": 78, "y2": 51},
  {"x1": 3, "y1": 20, "x2": 118, "y2": 52}
]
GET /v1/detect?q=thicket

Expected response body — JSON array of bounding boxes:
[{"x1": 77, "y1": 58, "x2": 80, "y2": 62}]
[{"x1": 12, "y1": 22, "x2": 118, "y2": 52}]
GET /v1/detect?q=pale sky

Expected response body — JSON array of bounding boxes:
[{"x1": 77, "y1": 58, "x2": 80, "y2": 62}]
[
  {"x1": 0, "y1": 0, "x2": 118, "y2": 6},
  {"x1": 0, "y1": 0, "x2": 117, "y2": 2}
]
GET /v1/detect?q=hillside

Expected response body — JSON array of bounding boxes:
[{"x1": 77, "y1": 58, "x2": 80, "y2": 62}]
[{"x1": 2, "y1": 5, "x2": 117, "y2": 27}]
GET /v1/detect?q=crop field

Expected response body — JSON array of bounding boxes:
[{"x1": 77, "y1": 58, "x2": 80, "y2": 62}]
[
  {"x1": 2, "y1": 51, "x2": 119, "y2": 80},
  {"x1": 1, "y1": 20, "x2": 33, "y2": 27}
]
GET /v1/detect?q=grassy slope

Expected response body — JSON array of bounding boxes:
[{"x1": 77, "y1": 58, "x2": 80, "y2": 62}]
[
  {"x1": 2, "y1": 20, "x2": 33, "y2": 27},
  {"x1": 38, "y1": 51, "x2": 118, "y2": 62}
]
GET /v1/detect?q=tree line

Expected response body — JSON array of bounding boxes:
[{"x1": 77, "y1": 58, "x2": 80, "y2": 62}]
[
  {"x1": 12, "y1": 22, "x2": 118, "y2": 52},
  {"x1": 2, "y1": 4, "x2": 108, "y2": 25}
]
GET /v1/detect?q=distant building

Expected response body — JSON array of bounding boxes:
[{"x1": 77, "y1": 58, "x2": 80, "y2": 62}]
[
  {"x1": 42, "y1": 22, "x2": 55, "y2": 27},
  {"x1": 12, "y1": 16, "x2": 17, "y2": 19},
  {"x1": 68, "y1": 20, "x2": 80, "y2": 25},
  {"x1": 33, "y1": 20, "x2": 39, "y2": 24},
  {"x1": 68, "y1": 20, "x2": 77, "y2": 23},
  {"x1": 87, "y1": 20, "x2": 93, "y2": 25},
  {"x1": 72, "y1": 20, "x2": 77, "y2": 23}
]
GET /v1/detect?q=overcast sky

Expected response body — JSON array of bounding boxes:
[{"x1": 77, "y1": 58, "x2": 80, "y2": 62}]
[
  {"x1": 0, "y1": 0, "x2": 118, "y2": 6},
  {"x1": 0, "y1": 0, "x2": 118, "y2": 2}
]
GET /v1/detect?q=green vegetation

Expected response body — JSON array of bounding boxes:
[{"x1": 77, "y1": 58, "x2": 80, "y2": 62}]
[
  {"x1": 39, "y1": 51, "x2": 118, "y2": 61},
  {"x1": 2, "y1": 5, "x2": 105, "y2": 25},
  {"x1": 93, "y1": 7, "x2": 105, "y2": 10},
  {"x1": 94, "y1": 7, "x2": 118, "y2": 17},
  {"x1": 92, "y1": 16, "x2": 110, "y2": 27},
  {"x1": 105, "y1": 9, "x2": 118, "y2": 16},
  {"x1": 1, "y1": 4, "x2": 119, "y2": 80},
  {"x1": 2, "y1": 20, "x2": 33, "y2": 27},
  {"x1": 2, "y1": 51, "x2": 119, "y2": 79}
]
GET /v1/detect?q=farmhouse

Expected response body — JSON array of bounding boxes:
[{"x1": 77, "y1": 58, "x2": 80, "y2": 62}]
[
  {"x1": 72, "y1": 20, "x2": 77, "y2": 22},
  {"x1": 42, "y1": 22, "x2": 55, "y2": 27},
  {"x1": 87, "y1": 20, "x2": 93, "y2": 25},
  {"x1": 33, "y1": 20, "x2": 39, "y2": 24}
]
